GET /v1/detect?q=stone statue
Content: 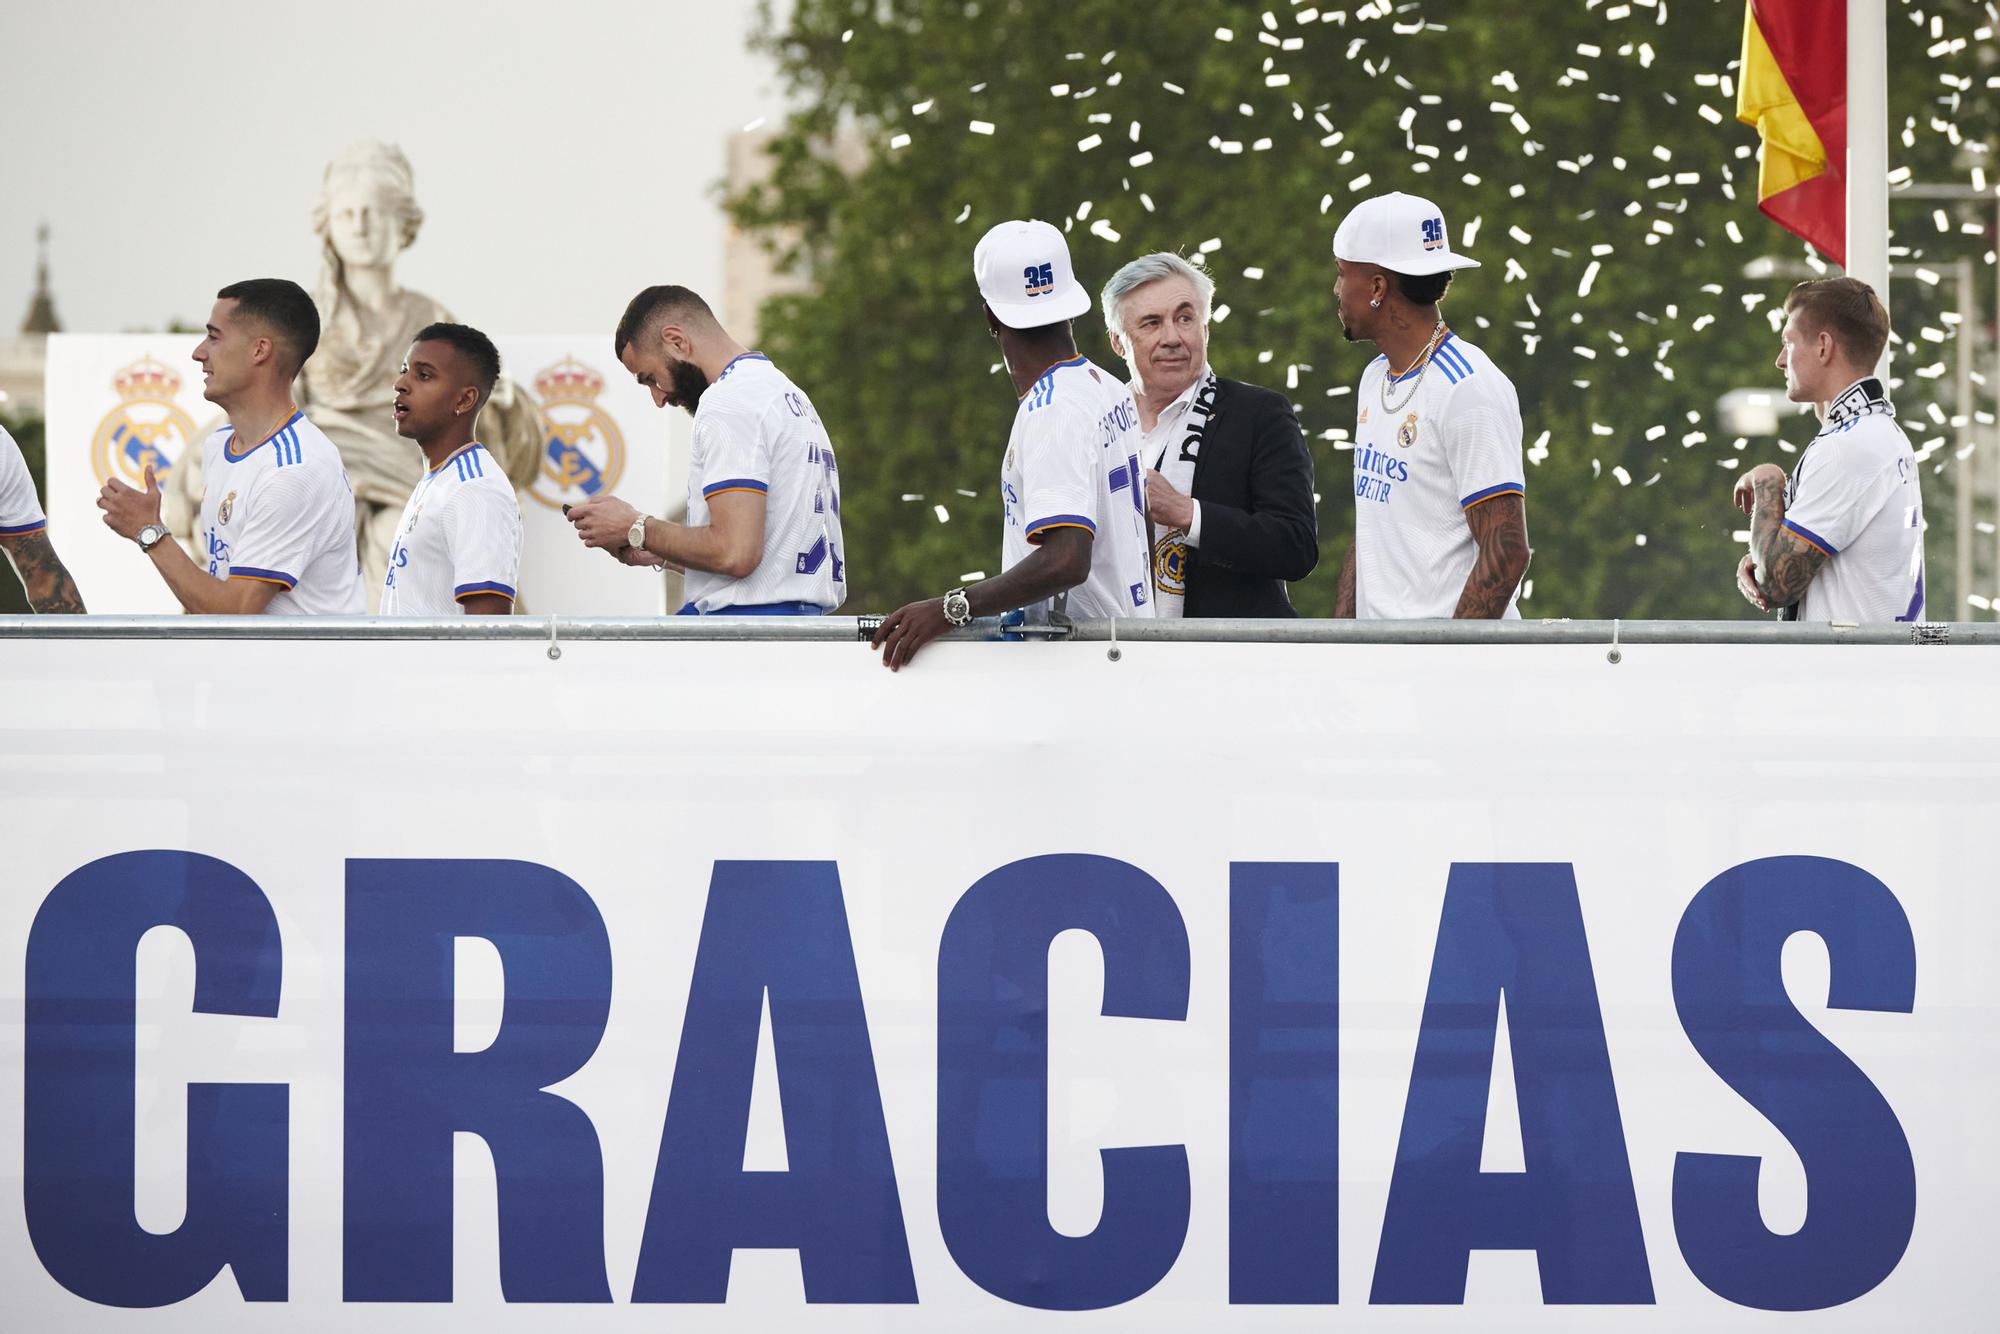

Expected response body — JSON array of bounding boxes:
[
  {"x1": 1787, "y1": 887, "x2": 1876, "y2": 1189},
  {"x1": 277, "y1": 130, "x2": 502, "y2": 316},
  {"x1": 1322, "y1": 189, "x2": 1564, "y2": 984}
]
[
  {"x1": 304, "y1": 140, "x2": 542, "y2": 606},
  {"x1": 166, "y1": 140, "x2": 543, "y2": 609}
]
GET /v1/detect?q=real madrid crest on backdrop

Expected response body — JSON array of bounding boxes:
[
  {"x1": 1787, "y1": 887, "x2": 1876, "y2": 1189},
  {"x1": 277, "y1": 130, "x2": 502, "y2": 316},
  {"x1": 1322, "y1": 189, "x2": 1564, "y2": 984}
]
[
  {"x1": 529, "y1": 356, "x2": 627, "y2": 513},
  {"x1": 90, "y1": 358, "x2": 197, "y2": 488}
]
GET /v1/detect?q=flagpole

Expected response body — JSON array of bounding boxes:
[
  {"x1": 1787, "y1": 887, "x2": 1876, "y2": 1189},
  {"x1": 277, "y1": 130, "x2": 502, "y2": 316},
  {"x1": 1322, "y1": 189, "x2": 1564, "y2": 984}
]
[{"x1": 1846, "y1": 0, "x2": 1891, "y2": 357}]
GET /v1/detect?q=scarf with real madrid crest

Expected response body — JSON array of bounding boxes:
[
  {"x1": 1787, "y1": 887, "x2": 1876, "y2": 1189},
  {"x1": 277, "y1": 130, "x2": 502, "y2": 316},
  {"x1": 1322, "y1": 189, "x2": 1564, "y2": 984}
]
[{"x1": 1137, "y1": 368, "x2": 1219, "y2": 618}]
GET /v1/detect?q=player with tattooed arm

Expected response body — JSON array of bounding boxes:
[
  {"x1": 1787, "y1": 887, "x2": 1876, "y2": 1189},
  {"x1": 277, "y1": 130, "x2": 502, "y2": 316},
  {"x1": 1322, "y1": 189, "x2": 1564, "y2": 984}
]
[
  {"x1": 1732, "y1": 278, "x2": 1924, "y2": 623},
  {"x1": 0, "y1": 423, "x2": 84, "y2": 613},
  {"x1": 1329, "y1": 192, "x2": 1529, "y2": 620}
]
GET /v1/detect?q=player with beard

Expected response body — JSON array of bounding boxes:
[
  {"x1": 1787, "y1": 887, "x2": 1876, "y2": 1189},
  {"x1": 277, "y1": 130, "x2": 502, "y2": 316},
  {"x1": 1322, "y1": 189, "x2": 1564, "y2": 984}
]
[
  {"x1": 378, "y1": 323, "x2": 521, "y2": 615},
  {"x1": 1330, "y1": 192, "x2": 1529, "y2": 619},
  {"x1": 568, "y1": 285, "x2": 846, "y2": 615}
]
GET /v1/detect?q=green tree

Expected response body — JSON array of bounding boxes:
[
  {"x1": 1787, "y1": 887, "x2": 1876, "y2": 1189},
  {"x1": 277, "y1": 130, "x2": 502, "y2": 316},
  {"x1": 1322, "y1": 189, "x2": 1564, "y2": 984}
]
[{"x1": 733, "y1": 0, "x2": 1994, "y2": 617}]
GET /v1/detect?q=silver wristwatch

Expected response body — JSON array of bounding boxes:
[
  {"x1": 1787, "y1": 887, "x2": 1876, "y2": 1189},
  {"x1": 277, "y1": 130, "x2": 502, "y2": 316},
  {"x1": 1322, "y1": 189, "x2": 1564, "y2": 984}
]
[
  {"x1": 136, "y1": 523, "x2": 169, "y2": 553},
  {"x1": 941, "y1": 587, "x2": 973, "y2": 627},
  {"x1": 627, "y1": 515, "x2": 649, "y2": 551}
]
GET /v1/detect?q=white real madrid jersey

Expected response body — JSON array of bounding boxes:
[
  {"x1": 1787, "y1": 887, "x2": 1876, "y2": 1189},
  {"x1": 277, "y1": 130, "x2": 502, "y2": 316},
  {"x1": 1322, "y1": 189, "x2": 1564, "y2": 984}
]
[
  {"x1": 1783, "y1": 411, "x2": 1926, "y2": 624},
  {"x1": 683, "y1": 353, "x2": 846, "y2": 613},
  {"x1": 1351, "y1": 332, "x2": 1525, "y2": 619},
  {"x1": 1000, "y1": 355, "x2": 1153, "y2": 621},
  {"x1": 379, "y1": 443, "x2": 523, "y2": 615},
  {"x1": 0, "y1": 424, "x2": 46, "y2": 536},
  {"x1": 198, "y1": 410, "x2": 366, "y2": 615}
]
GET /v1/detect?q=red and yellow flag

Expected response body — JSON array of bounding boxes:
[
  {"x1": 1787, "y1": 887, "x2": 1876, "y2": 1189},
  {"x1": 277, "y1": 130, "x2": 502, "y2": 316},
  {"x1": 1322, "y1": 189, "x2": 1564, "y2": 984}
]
[{"x1": 1736, "y1": 1, "x2": 1849, "y2": 264}]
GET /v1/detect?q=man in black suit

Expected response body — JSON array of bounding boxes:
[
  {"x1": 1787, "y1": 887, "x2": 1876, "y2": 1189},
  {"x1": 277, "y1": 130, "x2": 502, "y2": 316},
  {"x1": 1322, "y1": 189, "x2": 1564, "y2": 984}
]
[{"x1": 1101, "y1": 253, "x2": 1318, "y2": 617}]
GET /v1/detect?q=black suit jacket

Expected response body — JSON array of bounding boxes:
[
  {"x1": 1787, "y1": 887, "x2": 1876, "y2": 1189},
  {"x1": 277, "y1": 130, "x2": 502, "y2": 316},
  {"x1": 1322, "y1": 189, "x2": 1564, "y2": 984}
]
[{"x1": 1159, "y1": 375, "x2": 1318, "y2": 617}]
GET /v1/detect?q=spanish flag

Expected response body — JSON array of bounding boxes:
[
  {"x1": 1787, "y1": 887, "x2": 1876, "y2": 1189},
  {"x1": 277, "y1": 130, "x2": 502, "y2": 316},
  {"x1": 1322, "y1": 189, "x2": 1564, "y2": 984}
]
[{"x1": 1737, "y1": 1, "x2": 1848, "y2": 265}]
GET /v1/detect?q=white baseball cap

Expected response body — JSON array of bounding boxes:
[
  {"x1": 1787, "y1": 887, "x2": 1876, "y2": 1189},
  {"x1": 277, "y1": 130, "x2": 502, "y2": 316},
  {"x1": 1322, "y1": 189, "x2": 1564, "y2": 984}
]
[
  {"x1": 1332, "y1": 191, "x2": 1482, "y2": 275},
  {"x1": 974, "y1": 219, "x2": 1093, "y2": 328}
]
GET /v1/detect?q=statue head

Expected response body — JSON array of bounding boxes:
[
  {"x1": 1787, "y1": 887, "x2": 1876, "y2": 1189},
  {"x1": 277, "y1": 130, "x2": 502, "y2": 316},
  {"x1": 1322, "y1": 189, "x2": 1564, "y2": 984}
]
[{"x1": 312, "y1": 140, "x2": 424, "y2": 280}]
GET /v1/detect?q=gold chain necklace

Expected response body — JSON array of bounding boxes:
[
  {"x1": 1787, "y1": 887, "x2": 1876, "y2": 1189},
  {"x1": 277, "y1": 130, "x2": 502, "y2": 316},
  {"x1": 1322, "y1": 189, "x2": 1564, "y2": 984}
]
[{"x1": 1379, "y1": 322, "x2": 1449, "y2": 415}]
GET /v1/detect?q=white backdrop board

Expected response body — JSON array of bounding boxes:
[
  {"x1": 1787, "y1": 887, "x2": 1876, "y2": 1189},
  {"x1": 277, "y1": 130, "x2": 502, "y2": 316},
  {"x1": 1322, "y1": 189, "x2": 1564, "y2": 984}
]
[
  {"x1": 42, "y1": 334, "x2": 685, "y2": 615},
  {"x1": 0, "y1": 636, "x2": 1995, "y2": 1329}
]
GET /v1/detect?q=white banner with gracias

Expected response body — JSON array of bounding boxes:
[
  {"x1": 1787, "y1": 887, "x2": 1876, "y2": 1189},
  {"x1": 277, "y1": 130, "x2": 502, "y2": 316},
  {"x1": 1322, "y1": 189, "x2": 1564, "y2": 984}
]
[
  {"x1": 41, "y1": 334, "x2": 685, "y2": 615},
  {"x1": 0, "y1": 638, "x2": 1995, "y2": 1330}
]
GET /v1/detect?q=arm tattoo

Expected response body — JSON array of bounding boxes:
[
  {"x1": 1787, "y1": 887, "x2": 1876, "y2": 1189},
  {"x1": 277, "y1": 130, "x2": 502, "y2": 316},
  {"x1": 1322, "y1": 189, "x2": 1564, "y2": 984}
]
[
  {"x1": 1453, "y1": 494, "x2": 1530, "y2": 619},
  {"x1": 1748, "y1": 474, "x2": 1828, "y2": 606},
  {"x1": 1, "y1": 531, "x2": 87, "y2": 614},
  {"x1": 1333, "y1": 544, "x2": 1357, "y2": 618}
]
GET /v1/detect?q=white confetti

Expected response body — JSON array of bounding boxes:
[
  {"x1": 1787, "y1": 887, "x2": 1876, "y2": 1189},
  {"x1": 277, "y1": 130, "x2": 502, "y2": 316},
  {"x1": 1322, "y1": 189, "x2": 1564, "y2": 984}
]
[
  {"x1": 1215, "y1": 26, "x2": 1234, "y2": 40},
  {"x1": 911, "y1": 100, "x2": 933, "y2": 115},
  {"x1": 1078, "y1": 133, "x2": 1103, "y2": 151},
  {"x1": 1243, "y1": 266, "x2": 1266, "y2": 279},
  {"x1": 1089, "y1": 219, "x2": 1122, "y2": 243},
  {"x1": 959, "y1": 571, "x2": 987, "y2": 582},
  {"x1": 933, "y1": 505, "x2": 951, "y2": 524},
  {"x1": 969, "y1": 120, "x2": 995, "y2": 135},
  {"x1": 1199, "y1": 237, "x2": 1224, "y2": 254},
  {"x1": 1578, "y1": 260, "x2": 1601, "y2": 296},
  {"x1": 1349, "y1": 172, "x2": 1372, "y2": 189},
  {"x1": 889, "y1": 133, "x2": 911, "y2": 150},
  {"x1": 1129, "y1": 150, "x2": 1154, "y2": 167}
]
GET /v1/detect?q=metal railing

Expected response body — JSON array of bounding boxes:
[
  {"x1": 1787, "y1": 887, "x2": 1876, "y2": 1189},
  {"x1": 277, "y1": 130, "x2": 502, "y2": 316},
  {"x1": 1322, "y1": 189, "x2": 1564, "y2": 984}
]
[{"x1": 0, "y1": 615, "x2": 1993, "y2": 649}]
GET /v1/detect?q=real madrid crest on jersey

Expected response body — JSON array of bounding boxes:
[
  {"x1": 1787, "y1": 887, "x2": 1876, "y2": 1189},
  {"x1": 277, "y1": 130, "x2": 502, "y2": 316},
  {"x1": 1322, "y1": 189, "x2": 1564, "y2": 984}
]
[
  {"x1": 91, "y1": 357, "x2": 198, "y2": 487},
  {"x1": 528, "y1": 356, "x2": 626, "y2": 511},
  {"x1": 1396, "y1": 413, "x2": 1419, "y2": 449},
  {"x1": 217, "y1": 490, "x2": 236, "y2": 525}
]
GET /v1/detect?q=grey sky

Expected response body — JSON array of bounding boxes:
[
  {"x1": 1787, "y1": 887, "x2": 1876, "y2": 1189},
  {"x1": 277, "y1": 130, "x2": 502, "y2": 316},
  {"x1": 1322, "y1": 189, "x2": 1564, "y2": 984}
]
[{"x1": 0, "y1": 0, "x2": 783, "y2": 335}]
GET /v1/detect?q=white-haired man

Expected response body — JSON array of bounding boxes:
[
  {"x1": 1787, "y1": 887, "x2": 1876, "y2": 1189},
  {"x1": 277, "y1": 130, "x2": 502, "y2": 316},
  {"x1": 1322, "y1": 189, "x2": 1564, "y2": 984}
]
[
  {"x1": 1101, "y1": 252, "x2": 1317, "y2": 616},
  {"x1": 1330, "y1": 192, "x2": 1529, "y2": 619}
]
